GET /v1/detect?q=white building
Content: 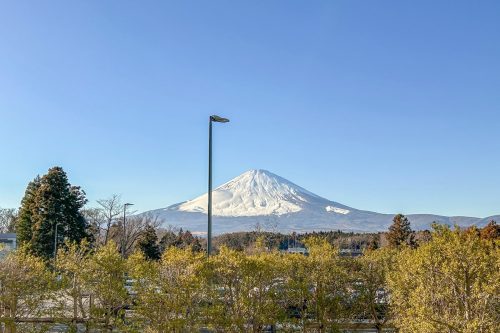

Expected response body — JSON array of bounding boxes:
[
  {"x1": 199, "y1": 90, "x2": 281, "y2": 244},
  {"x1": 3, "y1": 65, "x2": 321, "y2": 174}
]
[{"x1": 286, "y1": 247, "x2": 308, "y2": 255}]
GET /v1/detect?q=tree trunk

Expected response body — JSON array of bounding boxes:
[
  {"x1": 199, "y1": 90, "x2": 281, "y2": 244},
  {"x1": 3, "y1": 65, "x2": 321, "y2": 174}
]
[
  {"x1": 73, "y1": 296, "x2": 78, "y2": 321},
  {"x1": 5, "y1": 321, "x2": 16, "y2": 333},
  {"x1": 104, "y1": 222, "x2": 111, "y2": 245}
]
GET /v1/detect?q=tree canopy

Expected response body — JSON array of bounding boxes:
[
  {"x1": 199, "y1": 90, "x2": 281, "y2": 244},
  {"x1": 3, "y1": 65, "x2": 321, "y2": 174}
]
[
  {"x1": 388, "y1": 224, "x2": 499, "y2": 332},
  {"x1": 387, "y1": 214, "x2": 415, "y2": 248},
  {"x1": 16, "y1": 167, "x2": 90, "y2": 259}
]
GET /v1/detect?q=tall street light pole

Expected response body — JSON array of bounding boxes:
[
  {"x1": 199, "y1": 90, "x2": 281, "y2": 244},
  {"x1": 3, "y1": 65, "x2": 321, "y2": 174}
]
[
  {"x1": 208, "y1": 115, "x2": 229, "y2": 257},
  {"x1": 122, "y1": 203, "x2": 134, "y2": 257}
]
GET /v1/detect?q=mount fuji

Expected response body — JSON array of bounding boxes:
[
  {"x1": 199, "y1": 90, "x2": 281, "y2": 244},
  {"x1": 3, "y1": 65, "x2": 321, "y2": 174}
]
[{"x1": 143, "y1": 169, "x2": 496, "y2": 234}]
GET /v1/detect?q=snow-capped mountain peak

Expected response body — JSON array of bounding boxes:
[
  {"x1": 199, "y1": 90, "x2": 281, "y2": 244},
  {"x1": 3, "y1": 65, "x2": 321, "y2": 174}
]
[
  {"x1": 175, "y1": 169, "x2": 323, "y2": 217},
  {"x1": 143, "y1": 169, "x2": 494, "y2": 234}
]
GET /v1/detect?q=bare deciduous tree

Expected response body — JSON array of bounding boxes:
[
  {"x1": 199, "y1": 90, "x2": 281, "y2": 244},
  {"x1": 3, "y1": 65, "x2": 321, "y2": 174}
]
[
  {"x1": 110, "y1": 213, "x2": 163, "y2": 257},
  {"x1": 81, "y1": 207, "x2": 105, "y2": 244},
  {"x1": 0, "y1": 208, "x2": 17, "y2": 233},
  {"x1": 96, "y1": 194, "x2": 123, "y2": 245}
]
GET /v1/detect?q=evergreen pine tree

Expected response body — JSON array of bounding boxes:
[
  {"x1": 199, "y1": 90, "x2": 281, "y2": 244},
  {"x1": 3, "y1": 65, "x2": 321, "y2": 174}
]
[
  {"x1": 136, "y1": 225, "x2": 161, "y2": 260},
  {"x1": 480, "y1": 220, "x2": 500, "y2": 240},
  {"x1": 172, "y1": 229, "x2": 199, "y2": 251},
  {"x1": 366, "y1": 234, "x2": 380, "y2": 250},
  {"x1": 387, "y1": 214, "x2": 415, "y2": 248},
  {"x1": 159, "y1": 230, "x2": 177, "y2": 253},
  {"x1": 16, "y1": 176, "x2": 41, "y2": 245},
  {"x1": 17, "y1": 167, "x2": 90, "y2": 258}
]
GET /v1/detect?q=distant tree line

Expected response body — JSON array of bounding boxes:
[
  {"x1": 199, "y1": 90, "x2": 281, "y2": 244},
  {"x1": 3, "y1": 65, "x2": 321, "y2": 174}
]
[{"x1": 212, "y1": 230, "x2": 382, "y2": 252}]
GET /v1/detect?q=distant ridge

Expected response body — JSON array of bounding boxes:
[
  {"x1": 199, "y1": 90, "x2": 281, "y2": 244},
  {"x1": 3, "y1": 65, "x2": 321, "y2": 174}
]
[{"x1": 143, "y1": 169, "x2": 497, "y2": 234}]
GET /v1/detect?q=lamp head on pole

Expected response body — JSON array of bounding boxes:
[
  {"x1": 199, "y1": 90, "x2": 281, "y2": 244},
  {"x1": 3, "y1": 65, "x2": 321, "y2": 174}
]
[
  {"x1": 210, "y1": 115, "x2": 230, "y2": 123},
  {"x1": 124, "y1": 203, "x2": 134, "y2": 209}
]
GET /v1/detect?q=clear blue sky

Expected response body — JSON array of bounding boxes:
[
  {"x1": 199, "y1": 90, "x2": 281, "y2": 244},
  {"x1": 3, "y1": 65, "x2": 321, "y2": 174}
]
[{"x1": 0, "y1": 1, "x2": 499, "y2": 217}]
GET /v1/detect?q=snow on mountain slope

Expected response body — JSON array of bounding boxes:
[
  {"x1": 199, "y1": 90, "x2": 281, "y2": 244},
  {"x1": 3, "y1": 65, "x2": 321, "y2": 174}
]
[
  {"x1": 143, "y1": 169, "x2": 492, "y2": 234},
  {"x1": 325, "y1": 206, "x2": 350, "y2": 214},
  {"x1": 177, "y1": 169, "x2": 324, "y2": 216}
]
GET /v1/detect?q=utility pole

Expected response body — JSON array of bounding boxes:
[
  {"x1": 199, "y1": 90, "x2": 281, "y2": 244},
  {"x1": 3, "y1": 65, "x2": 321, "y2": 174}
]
[{"x1": 122, "y1": 203, "x2": 134, "y2": 257}]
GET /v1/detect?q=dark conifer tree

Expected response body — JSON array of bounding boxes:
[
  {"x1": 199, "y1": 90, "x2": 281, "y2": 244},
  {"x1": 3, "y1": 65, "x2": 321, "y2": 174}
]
[
  {"x1": 17, "y1": 167, "x2": 90, "y2": 258},
  {"x1": 366, "y1": 235, "x2": 380, "y2": 250},
  {"x1": 173, "y1": 229, "x2": 202, "y2": 251},
  {"x1": 137, "y1": 225, "x2": 161, "y2": 260},
  {"x1": 190, "y1": 236, "x2": 203, "y2": 252},
  {"x1": 387, "y1": 214, "x2": 415, "y2": 248},
  {"x1": 480, "y1": 220, "x2": 500, "y2": 240},
  {"x1": 159, "y1": 230, "x2": 177, "y2": 253},
  {"x1": 16, "y1": 176, "x2": 41, "y2": 245},
  {"x1": 417, "y1": 229, "x2": 432, "y2": 245}
]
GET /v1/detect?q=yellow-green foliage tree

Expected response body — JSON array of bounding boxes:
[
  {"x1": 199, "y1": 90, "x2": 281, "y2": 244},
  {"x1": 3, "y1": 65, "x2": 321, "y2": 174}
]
[
  {"x1": 82, "y1": 241, "x2": 128, "y2": 332},
  {"x1": 307, "y1": 238, "x2": 349, "y2": 332},
  {"x1": 55, "y1": 240, "x2": 92, "y2": 330},
  {"x1": 128, "y1": 246, "x2": 205, "y2": 333},
  {"x1": 281, "y1": 250, "x2": 310, "y2": 332},
  {"x1": 388, "y1": 224, "x2": 500, "y2": 333},
  {"x1": 353, "y1": 247, "x2": 397, "y2": 333},
  {"x1": 282, "y1": 238, "x2": 349, "y2": 333},
  {"x1": 0, "y1": 249, "x2": 55, "y2": 333},
  {"x1": 238, "y1": 241, "x2": 284, "y2": 332},
  {"x1": 207, "y1": 243, "x2": 284, "y2": 332}
]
